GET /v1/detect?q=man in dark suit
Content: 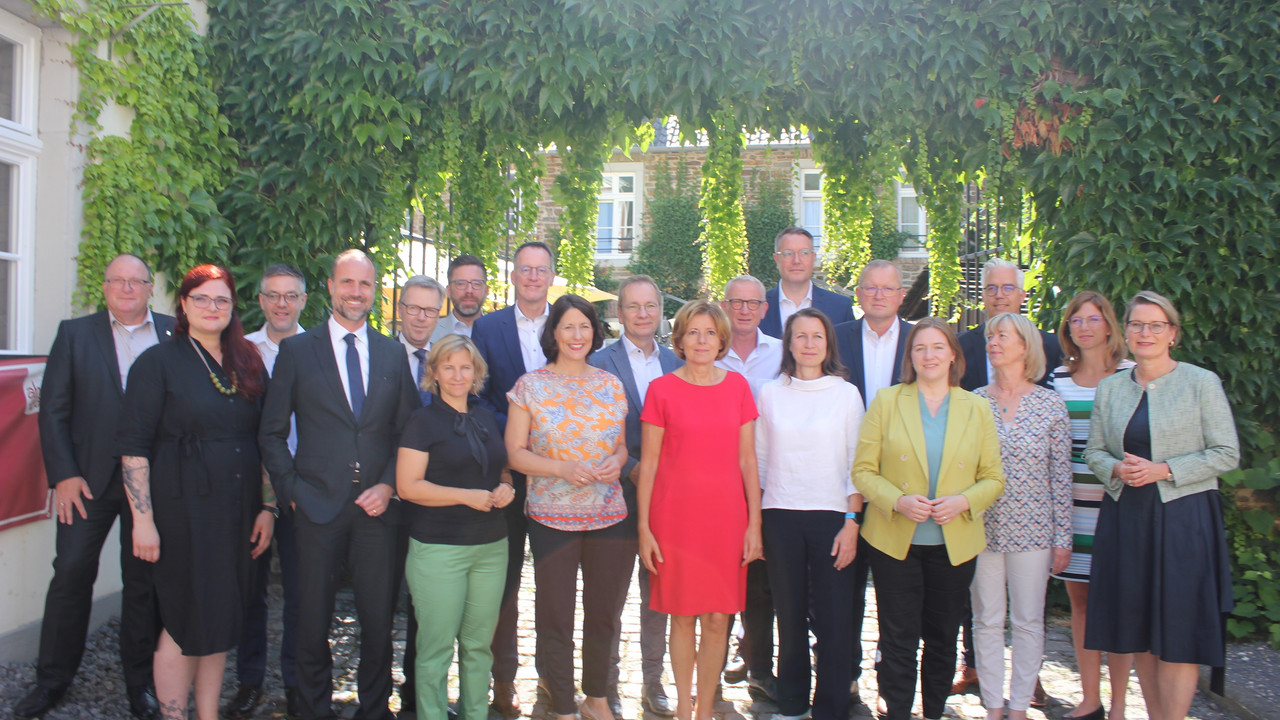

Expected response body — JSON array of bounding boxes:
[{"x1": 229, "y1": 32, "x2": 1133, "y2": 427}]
[
  {"x1": 17, "y1": 254, "x2": 171, "y2": 720},
  {"x1": 470, "y1": 240, "x2": 555, "y2": 718},
  {"x1": 831, "y1": 259, "x2": 911, "y2": 713},
  {"x1": 259, "y1": 250, "x2": 420, "y2": 720},
  {"x1": 952, "y1": 257, "x2": 1062, "y2": 700},
  {"x1": 760, "y1": 227, "x2": 855, "y2": 338},
  {"x1": 588, "y1": 275, "x2": 682, "y2": 719}
]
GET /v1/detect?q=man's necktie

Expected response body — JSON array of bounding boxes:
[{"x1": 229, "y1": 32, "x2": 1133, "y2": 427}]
[
  {"x1": 414, "y1": 348, "x2": 431, "y2": 406},
  {"x1": 345, "y1": 333, "x2": 365, "y2": 418}
]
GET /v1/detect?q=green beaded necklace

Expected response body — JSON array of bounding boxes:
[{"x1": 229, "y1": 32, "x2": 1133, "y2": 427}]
[{"x1": 190, "y1": 337, "x2": 238, "y2": 396}]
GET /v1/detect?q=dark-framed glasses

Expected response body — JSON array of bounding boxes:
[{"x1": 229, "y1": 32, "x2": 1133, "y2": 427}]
[
  {"x1": 189, "y1": 295, "x2": 233, "y2": 311},
  {"x1": 1126, "y1": 321, "x2": 1171, "y2": 335},
  {"x1": 105, "y1": 278, "x2": 153, "y2": 291},
  {"x1": 260, "y1": 292, "x2": 303, "y2": 305},
  {"x1": 400, "y1": 303, "x2": 440, "y2": 318},
  {"x1": 724, "y1": 298, "x2": 764, "y2": 310}
]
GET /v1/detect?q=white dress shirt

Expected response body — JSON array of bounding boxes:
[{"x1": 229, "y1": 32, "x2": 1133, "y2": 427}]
[
  {"x1": 777, "y1": 282, "x2": 814, "y2": 332},
  {"x1": 246, "y1": 323, "x2": 304, "y2": 454},
  {"x1": 622, "y1": 334, "x2": 663, "y2": 408},
  {"x1": 861, "y1": 318, "x2": 901, "y2": 408},
  {"x1": 328, "y1": 315, "x2": 369, "y2": 410},
  {"x1": 716, "y1": 329, "x2": 782, "y2": 401},
  {"x1": 110, "y1": 310, "x2": 160, "y2": 390},
  {"x1": 399, "y1": 332, "x2": 431, "y2": 379},
  {"x1": 516, "y1": 302, "x2": 549, "y2": 372}
]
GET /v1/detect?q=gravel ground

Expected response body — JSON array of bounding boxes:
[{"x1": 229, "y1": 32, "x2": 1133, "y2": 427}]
[{"x1": 1, "y1": 561, "x2": 1270, "y2": 720}]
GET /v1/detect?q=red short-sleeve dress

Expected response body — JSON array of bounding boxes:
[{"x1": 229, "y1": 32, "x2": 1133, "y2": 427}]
[{"x1": 640, "y1": 370, "x2": 759, "y2": 615}]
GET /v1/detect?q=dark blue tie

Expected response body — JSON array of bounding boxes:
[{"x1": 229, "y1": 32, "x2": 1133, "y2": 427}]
[
  {"x1": 344, "y1": 333, "x2": 365, "y2": 418},
  {"x1": 414, "y1": 348, "x2": 432, "y2": 406}
]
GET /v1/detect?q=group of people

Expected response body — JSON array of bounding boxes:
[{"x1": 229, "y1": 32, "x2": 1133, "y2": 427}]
[{"x1": 17, "y1": 227, "x2": 1238, "y2": 720}]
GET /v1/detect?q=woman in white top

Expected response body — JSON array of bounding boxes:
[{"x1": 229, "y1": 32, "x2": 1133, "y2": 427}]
[{"x1": 755, "y1": 308, "x2": 865, "y2": 720}]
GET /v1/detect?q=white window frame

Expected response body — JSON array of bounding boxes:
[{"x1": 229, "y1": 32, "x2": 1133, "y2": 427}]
[
  {"x1": 895, "y1": 181, "x2": 928, "y2": 256},
  {"x1": 794, "y1": 159, "x2": 824, "y2": 252},
  {"x1": 0, "y1": 10, "x2": 40, "y2": 355},
  {"x1": 595, "y1": 162, "x2": 642, "y2": 259}
]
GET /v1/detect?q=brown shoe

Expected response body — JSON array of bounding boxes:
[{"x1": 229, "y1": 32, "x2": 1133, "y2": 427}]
[
  {"x1": 1030, "y1": 677, "x2": 1050, "y2": 708},
  {"x1": 491, "y1": 680, "x2": 521, "y2": 718},
  {"x1": 949, "y1": 665, "x2": 978, "y2": 696}
]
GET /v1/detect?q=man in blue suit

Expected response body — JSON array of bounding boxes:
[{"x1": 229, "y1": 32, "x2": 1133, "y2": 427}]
[
  {"x1": 470, "y1": 241, "x2": 556, "y2": 718},
  {"x1": 760, "y1": 227, "x2": 855, "y2": 338},
  {"x1": 831, "y1": 259, "x2": 911, "y2": 713},
  {"x1": 588, "y1": 275, "x2": 682, "y2": 719}
]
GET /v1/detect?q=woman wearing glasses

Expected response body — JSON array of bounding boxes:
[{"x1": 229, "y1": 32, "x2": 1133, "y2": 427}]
[
  {"x1": 1048, "y1": 291, "x2": 1133, "y2": 720},
  {"x1": 118, "y1": 265, "x2": 271, "y2": 720},
  {"x1": 1084, "y1": 290, "x2": 1238, "y2": 720}
]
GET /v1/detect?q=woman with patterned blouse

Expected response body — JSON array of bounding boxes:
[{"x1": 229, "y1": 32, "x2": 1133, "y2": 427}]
[
  {"x1": 1049, "y1": 291, "x2": 1133, "y2": 720},
  {"x1": 972, "y1": 312, "x2": 1072, "y2": 720},
  {"x1": 505, "y1": 294, "x2": 632, "y2": 720}
]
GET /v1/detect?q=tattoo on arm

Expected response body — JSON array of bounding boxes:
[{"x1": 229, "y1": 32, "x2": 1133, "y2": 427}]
[
  {"x1": 262, "y1": 468, "x2": 277, "y2": 506},
  {"x1": 121, "y1": 456, "x2": 153, "y2": 515}
]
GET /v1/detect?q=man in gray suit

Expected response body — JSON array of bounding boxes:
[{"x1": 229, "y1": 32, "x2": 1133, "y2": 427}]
[{"x1": 588, "y1": 275, "x2": 682, "y2": 718}]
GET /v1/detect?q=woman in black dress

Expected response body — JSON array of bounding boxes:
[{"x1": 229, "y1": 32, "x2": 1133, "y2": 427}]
[{"x1": 119, "y1": 265, "x2": 271, "y2": 720}]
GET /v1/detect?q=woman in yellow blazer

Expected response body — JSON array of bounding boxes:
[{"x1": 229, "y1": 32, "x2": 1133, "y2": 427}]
[{"x1": 854, "y1": 317, "x2": 1004, "y2": 720}]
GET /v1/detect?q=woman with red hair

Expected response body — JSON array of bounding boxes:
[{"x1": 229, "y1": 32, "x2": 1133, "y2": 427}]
[{"x1": 118, "y1": 264, "x2": 271, "y2": 720}]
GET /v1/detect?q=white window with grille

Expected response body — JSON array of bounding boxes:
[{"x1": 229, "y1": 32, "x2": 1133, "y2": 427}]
[
  {"x1": 597, "y1": 164, "x2": 641, "y2": 257},
  {"x1": 0, "y1": 11, "x2": 40, "y2": 354}
]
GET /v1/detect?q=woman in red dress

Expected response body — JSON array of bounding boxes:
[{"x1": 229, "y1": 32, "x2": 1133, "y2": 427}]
[{"x1": 637, "y1": 299, "x2": 763, "y2": 720}]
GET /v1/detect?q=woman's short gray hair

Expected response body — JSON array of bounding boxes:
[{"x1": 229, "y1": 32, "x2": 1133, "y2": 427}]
[{"x1": 986, "y1": 312, "x2": 1046, "y2": 383}]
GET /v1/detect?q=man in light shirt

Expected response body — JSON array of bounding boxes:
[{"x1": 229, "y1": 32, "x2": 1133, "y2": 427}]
[
  {"x1": 431, "y1": 254, "x2": 488, "y2": 342},
  {"x1": 716, "y1": 274, "x2": 779, "y2": 702},
  {"x1": 588, "y1": 275, "x2": 682, "y2": 719},
  {"x1": 759, "y1": 227, "x2": 855, "y2": 338},
  {"x1": 226, "y1": 264, "x2": 308, "y2": 719}
]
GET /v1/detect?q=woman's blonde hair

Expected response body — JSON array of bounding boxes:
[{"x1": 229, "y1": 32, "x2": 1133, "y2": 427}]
[
  {"x1": 986, "y1": 312, "x2": 1046, "y2": 383},
  {"x1": 670, "y1": 299, "x2": 731, "y2": 361},
  {"x1": 423, "y1": 334, "x2": 488, "y2": 395}
]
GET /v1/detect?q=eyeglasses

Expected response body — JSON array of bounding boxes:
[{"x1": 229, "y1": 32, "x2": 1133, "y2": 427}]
[
  {"x1": 515, "y1": 265, "x2": 552, "y2": 277},
  {"x1": 724, "y1": 298, "x2": 764, "y2": 310},
  {"x1": 858, "y1": 285, "x2": 902, "y2": 297},
  {"x1": 400, "y1": 303, "x2": 440, "y2": 318},
  {"x1": 188, "y1": 294, "x2": 233, "y2": 311},
  {"x1": 1069, "y1": 315, "x2": 1104, "y2": 328},
  {"x1": 983, "y1": 284, "x2": 1021, "y2": 296},
  {"x1": 105, "y1": 278, "x2": 153, "y2": 291},
  {"x1": 260, "y1": 292, "x2": 303, "y2": 305},
  {"x1": 450, "y1": 279, "x2": 487, "y2": 291},
  {"x1": 621, "y1": 303, "x2": 659, "y2": 315},
  {"x1": 1126, "y1": 321, "x2": 1172, "y2": 335},
  {"x1": 775, "y1": 249, "x2": 814, "y2": 260}
]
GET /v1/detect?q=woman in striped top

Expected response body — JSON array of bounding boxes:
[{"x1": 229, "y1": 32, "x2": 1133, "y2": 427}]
[{"x1": 1049, "y1": 291, "x2": 1133, "y2": 720}]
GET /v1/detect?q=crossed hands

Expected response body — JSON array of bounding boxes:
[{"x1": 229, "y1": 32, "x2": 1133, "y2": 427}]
[
  {"x1": 894, "y1": 493, "x2": 970, "y2": 525},
  {"x1": 559, "y1": 456, "x2": 623, "y2": 487},
  {"x1": 1116, "y1": 453, "x2": 1169, "y2": 488},
  {"x1": 462, "y1": 483, "x2": 516, "y2": 512}
]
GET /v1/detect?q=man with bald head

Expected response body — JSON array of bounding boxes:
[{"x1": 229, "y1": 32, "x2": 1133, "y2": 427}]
[
  {"x1": 260, "y1": 249, "x2": 420, "y2": 720},
  {"x1": 17, "y1": 254, "x2": 173, "y2": 720}
]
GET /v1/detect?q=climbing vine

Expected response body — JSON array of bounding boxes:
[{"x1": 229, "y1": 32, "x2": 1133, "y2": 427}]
[
  {"x1": 552, "y1": 136, "x2": 613, "y2": 290},
  {"x1": 699, "y1": 110, "x2": 748, "y2": 299}
]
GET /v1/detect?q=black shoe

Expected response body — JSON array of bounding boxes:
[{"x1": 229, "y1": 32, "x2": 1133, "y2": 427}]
[
  {"x1": 222, "y1": 684, "x2": 263, "y2": 719},
  {"x1": 641, "y1": 684, "x2": 675, "y2": 718},
  {"x1": 14, "y1": 685, "x2": 66, "y2": 719},
  {"x1": 284, "y1": 686, "x2": 300, "y2": 719},
  {"x1": 723, "y1": 658, "x2": 748, "y2": 685},
  {"x1": 126, "y1": 684, "x2": 159, "y2": 720},
  {"x1": 607, "y1": 695, "x2": 624, "y2": 719},
  {"x1": 399, "y1": 683, "x2": 416, "y2": 714},
  {"x1": 746, "y1": 674, "x2": 777, "y2": 704}
]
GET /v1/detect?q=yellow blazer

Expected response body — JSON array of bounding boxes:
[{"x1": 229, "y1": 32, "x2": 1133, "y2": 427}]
[{"x1": 853, "y1": 383, "x2": 1004, "y2": 565}]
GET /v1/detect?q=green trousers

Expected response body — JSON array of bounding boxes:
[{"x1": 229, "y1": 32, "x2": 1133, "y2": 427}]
[{"x1": 405, "y1": 537, "x2": 508, "y2": 720}]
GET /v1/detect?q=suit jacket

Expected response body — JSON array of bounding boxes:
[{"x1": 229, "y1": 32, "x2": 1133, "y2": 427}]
[
  {"x1": 760, "y1": 284, "x2": 855, "y2": 338},
  {"x1": 39, "y1": 310, "x2": 175, "y2": 496},
  {"x1": 852, "y1": 383, "x2": 1005, "y2": 565},
  {"x1": 258, "y1": 320, "x2": 420, "y2": 525},
  {"x1": 471, "y1": 305, "x2": 528, "y2": 429},
  {"x1": 587, "y1": 339, "x2": 683, "y2": 481},
  {"x1": 833, "y1": 317, "x2": 912, "y2": 404},
  {"x1": 957, "y1": 321, "x2": 1063, "y2": 391}
]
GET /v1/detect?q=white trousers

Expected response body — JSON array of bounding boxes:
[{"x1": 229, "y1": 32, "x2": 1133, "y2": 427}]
[{"x1": 970, "y1": 548, "x2": 1051, "y2": 711}]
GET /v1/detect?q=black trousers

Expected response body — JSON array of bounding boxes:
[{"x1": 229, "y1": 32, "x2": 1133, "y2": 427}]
[
  {"x1": 35, "y1": 472, "x2": 157, "y2": 690},
  {"x1": 527, "y1": 519, "x2": 637, "y2": 716},
  {"x1": 738, "y1": 558, "x2": 775, "y2": 678},
  {"x1": 868, "y1": 544, "x2": 975, "y2": 720},
  {"x1": 850, "y1": 536, "x2": 872, "y2": 686},
  {"x1": 294, "y1": 500, "x2": 398, "y2": 720},
  {"x1": 394, "y1": 511, "x2": 418, "y2": 697},
  {"x1": 237, "y1": 507, "x2": 300, "y2": 687},
  {"x1": 490, "y1": 473, "x2": 528, "y2": 684},
  {"x1": 763, "y1": 510, "x2": 855, "y2": 720}
]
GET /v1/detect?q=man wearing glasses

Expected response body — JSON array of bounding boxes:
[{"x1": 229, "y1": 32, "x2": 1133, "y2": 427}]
[
  {"x1": 471, "y1": 240, "x2": 556, "y2": 718},
  {"x1": 431, "y1": 254, "x2": 489, "y2": 342},
  {"x1": 397, "y1": 275, "x2": 446, "y2": 406},
  {"x1": 760, "y1": 227, "x2": 855, "y2": 338},
  {"x1": 225, "y1": 264, "x2": 309, "y2": 719},
  {"x1": 19, "y1": 254, "x2": 172, "y2": 720}
]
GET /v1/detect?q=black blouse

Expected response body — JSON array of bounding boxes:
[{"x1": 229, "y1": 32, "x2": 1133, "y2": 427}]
[{"x1": 399, "y1": 399, "x2": 508, "y2": 545}]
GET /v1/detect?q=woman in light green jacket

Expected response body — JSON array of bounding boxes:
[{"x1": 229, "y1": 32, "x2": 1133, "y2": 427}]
[{"x1": 1083, "y1": 290, "x2": 1239, "y2": 720}]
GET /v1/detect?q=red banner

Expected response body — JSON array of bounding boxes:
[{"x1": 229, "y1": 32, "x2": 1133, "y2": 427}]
[{"x1": 0, "y1": 358, "x2": 49, "y2": 531}]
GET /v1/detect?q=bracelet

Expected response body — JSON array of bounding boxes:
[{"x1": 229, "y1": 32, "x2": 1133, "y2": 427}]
[
  {"x1": 844, "y1": 511, "x2": 864, "y2": 525},
  {"x1": 262, "y1": 505, "x2": 280, "y2": 518}
]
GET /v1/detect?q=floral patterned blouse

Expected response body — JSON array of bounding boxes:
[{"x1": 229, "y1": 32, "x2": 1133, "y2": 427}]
[
  {"x1": 508, "y1": 368, "x2": 627, "y2": 531},
  {"x1": 974, "y1": 384, "x2": 1073, "y2": 552}
]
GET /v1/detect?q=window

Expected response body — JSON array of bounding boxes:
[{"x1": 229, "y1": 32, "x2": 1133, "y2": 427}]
[
  {"x1": 799, "y1": 169, "x2": 823, "y2": 250},
  {"x1": 597, "y1": 169, "x2": 638, "y2": 256},
  {"x1": 0, "y1": 11, "x2": 39, "y2": 354},
  {"x1": 896, "y1": 182, "x2": 927, "y2": 254}
]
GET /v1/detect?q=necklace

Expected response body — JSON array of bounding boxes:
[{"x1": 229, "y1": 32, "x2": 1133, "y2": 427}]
[
  {"x1": 190, "y1": 337, "x2": 238, "y2": 396},
  {"x1": 992, "y1": 383, "x2": 1028, "y2": 420}
]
